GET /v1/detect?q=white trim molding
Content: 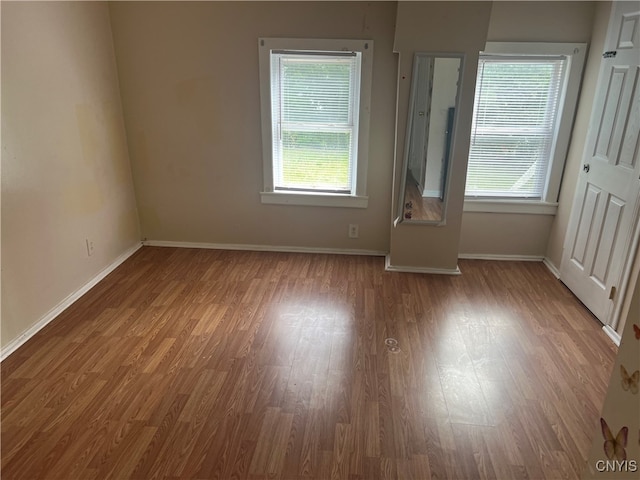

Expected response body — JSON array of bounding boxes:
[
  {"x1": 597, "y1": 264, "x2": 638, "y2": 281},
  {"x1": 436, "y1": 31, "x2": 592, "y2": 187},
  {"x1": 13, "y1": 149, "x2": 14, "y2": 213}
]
[
  {"x1": 543, "y1": 257, "x2": 561, "y2": 279},
  {"x1": 260, "y1": 191, "x2": 368, "y2": 208},
  {"x1": 258, "y1": 37, "x2": 373, "y2": 208},
  {"x1": 458, "y1": 255, "x2": 564, "y2": 280},
  {"x1": 143, "y1": 240, "x2": 387, "y2": 257},
  {"x1": 602, "y1": 324, "x2": 621, "y2": 347},
  {"x1": 1, "y1": 242, "x2": 143, "y2": 362},
  {"x1": 385, "y1": 255, "x2": 461, "y2": 275},
  {"x1": 465, "y1": 41, "x2": 586, "y2": 204},
  {"x1": 463, "y1": 200, "x2": 558, "y2": 215},
  {"x1": 458, "y1": 253, "x2": 544, "y2": 262}
]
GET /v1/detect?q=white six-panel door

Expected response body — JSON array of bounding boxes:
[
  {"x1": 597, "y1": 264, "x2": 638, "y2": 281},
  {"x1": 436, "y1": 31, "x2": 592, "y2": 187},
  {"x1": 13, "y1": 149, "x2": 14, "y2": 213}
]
[{"x1": 560, "y1": 1, "x2": 640, "y2": 325}]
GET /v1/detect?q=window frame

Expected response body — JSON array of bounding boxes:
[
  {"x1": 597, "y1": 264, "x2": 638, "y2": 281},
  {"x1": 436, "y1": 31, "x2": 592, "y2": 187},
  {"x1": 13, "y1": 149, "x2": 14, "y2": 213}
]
[
  {"x1": 258, "y1": 38, "x2": 373, "y2": 208},
  {"x1": 464, "y1": 42, "x2": 587, "y2": 215}
]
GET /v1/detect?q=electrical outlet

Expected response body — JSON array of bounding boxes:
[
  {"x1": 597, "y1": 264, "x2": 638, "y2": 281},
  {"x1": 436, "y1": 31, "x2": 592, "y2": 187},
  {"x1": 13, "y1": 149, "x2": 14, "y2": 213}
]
[
  {"x1": 86, "y1": 238, "x2": 95, "y2": 257},
  {"x1": 348, "y1": 224, "x2": 359, "y2": 239}
]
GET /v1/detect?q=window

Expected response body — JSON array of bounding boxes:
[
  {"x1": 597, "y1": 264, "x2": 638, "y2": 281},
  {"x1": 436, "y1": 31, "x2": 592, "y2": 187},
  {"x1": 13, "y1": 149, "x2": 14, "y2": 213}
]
[
  {"x1": 259, "y1": 38, "x2": 373, "y2": 208},
  {"x1": 464, "y1": 43, "x2": 586, "y2": 214},
  {"x1": 467, "y1": 57, "x2": 565, "y2": 198}
]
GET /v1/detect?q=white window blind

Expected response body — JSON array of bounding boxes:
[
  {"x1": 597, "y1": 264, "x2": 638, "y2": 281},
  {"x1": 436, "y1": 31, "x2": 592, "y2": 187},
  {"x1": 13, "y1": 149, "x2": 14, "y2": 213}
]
[
  {"x1": 465, "y1": 56, "x2": 567, "y2": 199},
  {"x1": 270, "y1": 51, "x2": 361, "y2": 194}
]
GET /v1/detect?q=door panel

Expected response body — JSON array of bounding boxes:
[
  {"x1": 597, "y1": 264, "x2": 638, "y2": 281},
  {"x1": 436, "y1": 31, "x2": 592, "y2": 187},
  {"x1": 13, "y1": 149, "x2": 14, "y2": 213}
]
[
  {"x1": 591, "y1": 195, "x2": 624, "y2": 284},
  {"x1": 571, "y1": 185, "x2": 602, "y2": 267},
  {"x1": 618, "y1": 66, "x2": 640, "y2": 169},
  {"x1": 617, "y1": 11, "x2": 639, "y2": 49},
  {"x1": 595, "y1": 66, "x2": 627, "y2": 160}
]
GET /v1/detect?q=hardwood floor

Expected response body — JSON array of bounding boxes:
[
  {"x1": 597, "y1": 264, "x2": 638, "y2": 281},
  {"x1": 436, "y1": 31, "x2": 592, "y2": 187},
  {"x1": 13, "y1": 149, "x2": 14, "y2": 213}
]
[
  {"x1": 1, "y1": 247, "x2": 617, "y2": 479},
  {"x1": 403, "y1": 179, "x2": 443, "y2": 222}
]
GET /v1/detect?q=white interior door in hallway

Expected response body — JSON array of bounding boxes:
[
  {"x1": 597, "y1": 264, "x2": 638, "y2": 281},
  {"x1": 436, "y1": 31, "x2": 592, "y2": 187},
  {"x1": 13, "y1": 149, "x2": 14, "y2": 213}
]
[{"x1": 561, "y1": 1, "x2": 640, "y2": 332}]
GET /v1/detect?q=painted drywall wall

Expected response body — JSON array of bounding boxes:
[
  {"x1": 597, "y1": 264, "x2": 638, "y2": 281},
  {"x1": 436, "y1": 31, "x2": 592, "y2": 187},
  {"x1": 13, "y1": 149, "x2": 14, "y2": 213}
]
[
  {"x1": 108, "y1": 1, "x2": 397, "y2": 253},
  {"x1": 488, "y1": 1, "x2": 598, "y2": 43},
  {"x1": 546, "y1": 1, "x2": 613, "y2": 267},
  {"x1": 459, "y1": 1, "x2": 597, "y2": 258},
  {"x1": 460, "y1": 213, "x2": 554, "y2": 258},
  {"x1": 1, "y1": 1, "x2": 140, "y2": 350},
  {"x1": 389, "y1": 1, "x2": 492, "y2": 271}
]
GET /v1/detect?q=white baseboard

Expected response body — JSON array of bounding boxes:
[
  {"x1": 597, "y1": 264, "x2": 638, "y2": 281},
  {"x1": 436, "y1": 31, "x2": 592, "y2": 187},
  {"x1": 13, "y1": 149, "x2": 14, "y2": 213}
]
[
  {"x1": 457, "y1": 254, "x2": 564, "y2": 279},
  {"x1": 602, "y1": 324, "x2": 621, "y2": 346},
  {"x1": 458, "y1": 253, "x2": 544, "y2": 262},
  {"x1": 384, "y1": 255, "x2": 461, "y2": 275},
  {"x1": 542, "y1": 257, "x2": 561, "y2": 279},
  {"x1": 142, "y1": 240, "x2": 387, "y2": 257},
  {"x1": 1, "y1": 242, "x2": 143, "y2": 362}
]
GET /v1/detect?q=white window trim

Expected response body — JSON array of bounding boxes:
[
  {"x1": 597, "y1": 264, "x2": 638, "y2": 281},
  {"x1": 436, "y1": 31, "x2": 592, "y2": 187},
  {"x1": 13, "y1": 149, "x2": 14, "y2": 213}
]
[
  {"x1": 464, "y1": 42, "x2": 586, "y2": 214},
  {"x1": 258, "y1": 37, "x2": 373, "y2": 208},
  {"x1": 463, "y1": 199, "x2": 558, "y2": 215}
]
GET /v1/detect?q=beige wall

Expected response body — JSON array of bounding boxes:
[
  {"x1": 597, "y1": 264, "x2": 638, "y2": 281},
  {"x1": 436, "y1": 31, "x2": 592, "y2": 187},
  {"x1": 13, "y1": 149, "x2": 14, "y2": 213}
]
[
  {"x1": 460, "y1": 213, "x2": 554, "y2": 258},
  {"x1": 1, "y1": 1, "x2": 140, "y2": 349},
  {"x1": 389, "y1": 1, "x2": 493, "y2": 271},
  {"x1": 459, "y1": 1, "x2": 597, "y2": 258},
  {"x1": 546, "y1": 1, "x2": 612, "y2": 267},
  {"x1": 488, "y1": 1, "x2": 597, "y2": 43},
  {"x1": 108, "y1": 1, "x2": 397, "y2": 253}
]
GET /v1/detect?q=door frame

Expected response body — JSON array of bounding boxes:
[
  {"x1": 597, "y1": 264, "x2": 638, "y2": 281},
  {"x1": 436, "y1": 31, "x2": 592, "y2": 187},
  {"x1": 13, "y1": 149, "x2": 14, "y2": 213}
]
[
  {"x1": 558, "y1": 0, "x2": 640, "y2": 339},
  {"x1": 610, "y1": 201, "x2": 640, "y2": 333}
]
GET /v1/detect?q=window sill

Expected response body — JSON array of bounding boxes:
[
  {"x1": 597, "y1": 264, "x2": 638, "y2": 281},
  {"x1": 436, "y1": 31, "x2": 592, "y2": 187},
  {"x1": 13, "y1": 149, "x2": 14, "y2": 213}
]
[
  {"x1": 463, "y1": 199, "x2": 558, "y2": 215},
  {"x1": 260, "y1": 191, "x2": 368, "y2": 208}
]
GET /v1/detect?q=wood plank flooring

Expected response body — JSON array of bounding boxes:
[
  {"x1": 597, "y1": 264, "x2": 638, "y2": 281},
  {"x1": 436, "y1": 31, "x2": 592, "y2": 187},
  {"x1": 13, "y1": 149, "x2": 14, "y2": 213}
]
[{"x1": 1, "y1": 247, "x2": 617, "y2": 479}]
